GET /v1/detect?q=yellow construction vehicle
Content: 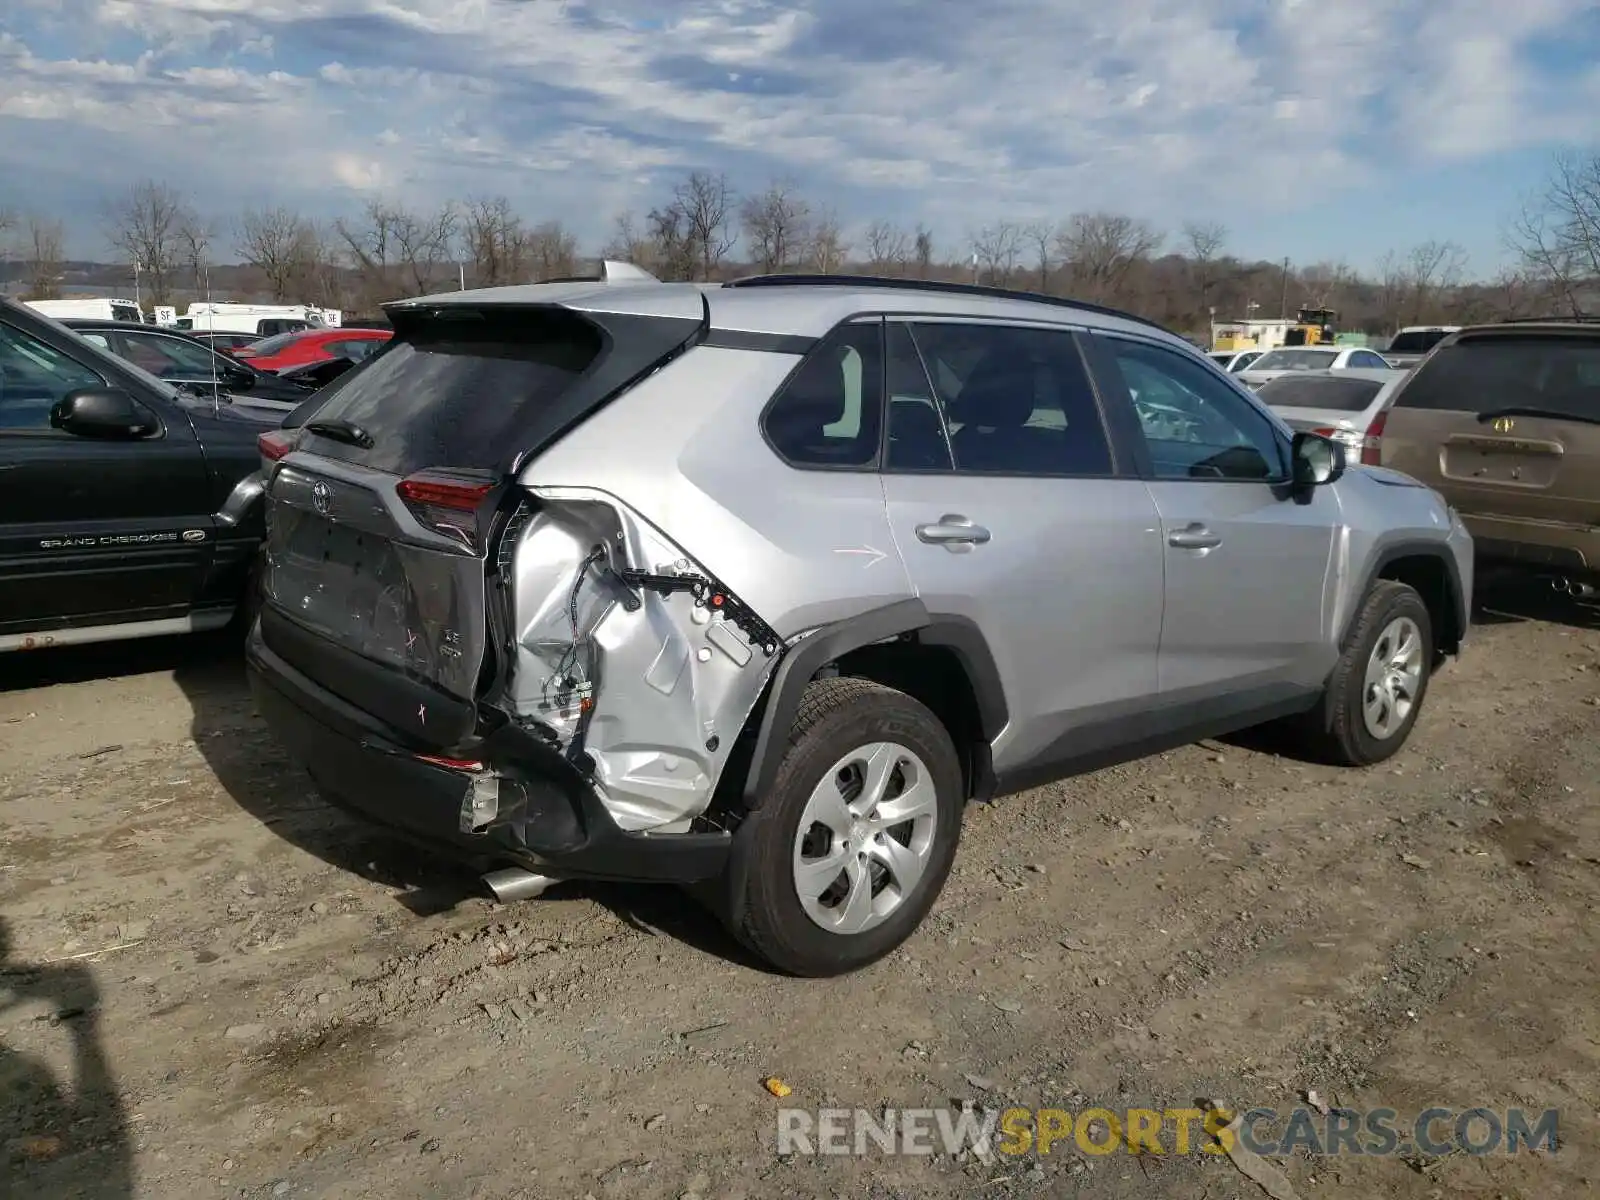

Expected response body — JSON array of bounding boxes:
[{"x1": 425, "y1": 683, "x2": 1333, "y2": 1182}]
[{"x1": 1283, "y1": 306, "x2": 1339, "y2": 346}]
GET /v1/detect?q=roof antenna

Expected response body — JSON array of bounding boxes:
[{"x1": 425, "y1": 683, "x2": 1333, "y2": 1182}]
[{"x1": 199, "y1": 243, "x2": 221, "y2": 416}]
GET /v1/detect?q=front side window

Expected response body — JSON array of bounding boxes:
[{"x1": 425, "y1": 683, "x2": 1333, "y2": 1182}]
[
  {"x1": 762, "y1": 321, "x2": 884, "y2": 468},
  {"x1": 904, "y1": 322, "x2": 1113, "y2": 476},
  {"x1": 0, "y1": 320, "x2": 104, "y2": 431},
  {"x1": 122, "y1": 332, "x2": 215, "y2": 376},
  {"x1": 1103, "y1": 337, "x2": 1285, "y2": 481}
]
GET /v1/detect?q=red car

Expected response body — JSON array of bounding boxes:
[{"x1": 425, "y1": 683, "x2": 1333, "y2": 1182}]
[{"x1": 233, "y1": 327, "x2": 391, "y2": 373}]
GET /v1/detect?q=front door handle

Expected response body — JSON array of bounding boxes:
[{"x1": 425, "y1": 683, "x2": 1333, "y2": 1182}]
[
  {"x1": 1168, "y1": 523, "x2": 1221, "y2": 550},
  {"x1": 916, "y1": 515, "x2": 992, "y2": 546}
]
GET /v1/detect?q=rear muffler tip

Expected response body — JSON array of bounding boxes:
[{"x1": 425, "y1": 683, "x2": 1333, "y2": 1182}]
[{"x1": 483, "y1": 867, "x2": 559, "y2": 902}]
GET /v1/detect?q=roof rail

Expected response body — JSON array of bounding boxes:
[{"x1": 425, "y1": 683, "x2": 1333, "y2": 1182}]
[
  {"x1": 542, "y1": 259, "x2": 661, "y2": 285},
  {"x1": 1495, "y1": 312, "x2": 1598, "y2": 323},
  {"x1": 722, "y1": 272, "x2": 1172, "y2": 334}
]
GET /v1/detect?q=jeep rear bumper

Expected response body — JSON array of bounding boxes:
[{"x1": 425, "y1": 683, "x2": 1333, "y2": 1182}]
[{"x1": 246, "y1": 625, "x2": 733, "y2": 885}]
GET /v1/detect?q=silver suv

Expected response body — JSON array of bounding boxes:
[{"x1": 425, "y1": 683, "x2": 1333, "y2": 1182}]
[{"x1": 247, "y1": 268, "x2": 1474, "y2": 977}]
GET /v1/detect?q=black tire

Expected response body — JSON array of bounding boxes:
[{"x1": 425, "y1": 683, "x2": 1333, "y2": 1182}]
[
  {"x1": 1299, "y1": 580, "x2": 1433, "y2": 767},
  {"x1": 229, "y1": 547, "x2": 265, "y2": 638},
  {"x1": 727, "y1": 677, "x2": 964, "y2": 977}
]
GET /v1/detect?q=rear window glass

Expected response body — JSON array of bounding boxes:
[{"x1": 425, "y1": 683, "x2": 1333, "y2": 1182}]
[
  {"x1": 1386, "y1": 329, "x2": 1450, "y2": 355},
  {"x1": 249, "y1": 330, "x2": 307, "y2": 355},
  {"x1": 1395, "y1": 335, "x2": 1600, "y2": 418},
  {"x1": 1251, "y1": 349, "x2": 1340, "y2": 371},
  {"x1": 1257, "y1": 375, "x2": 1383, "y2": 412},
  {"x1": 299, "y1": 309, "x2": 602, "y2": 474}
]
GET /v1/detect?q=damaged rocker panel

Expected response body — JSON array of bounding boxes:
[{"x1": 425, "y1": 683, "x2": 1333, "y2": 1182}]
[{"x1": 486, "y1": 485, "x2": 782, "y2": 835}]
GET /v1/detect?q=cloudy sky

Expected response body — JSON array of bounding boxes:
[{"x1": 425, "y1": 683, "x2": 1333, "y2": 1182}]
[{"x1": 2, "y1": 0, "x2": 1598, "y2": 273}]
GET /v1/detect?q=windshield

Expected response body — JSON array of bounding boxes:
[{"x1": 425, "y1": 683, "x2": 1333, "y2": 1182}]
[
  {"x1": 1387, "y1": 329, "x2": 1451, "y2": 355},
  {"x1": 1258, "y1": 375, "x2": 1384, "y2": 412},
  {"x1": 1251, "y1": 349, "x2": 1339, "y2": 371},
  {"x1": 1395, "y1": 334, "x2": 1600, "y2": 420}
]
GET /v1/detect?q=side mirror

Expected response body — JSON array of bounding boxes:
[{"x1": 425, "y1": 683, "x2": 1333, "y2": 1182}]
[
  {"x1": 223, "y1": 367, "x2": 258, "y2": 391},
  {"x1": 50, "y1": 387, "x2": 157, "y2": 439},
  {"x1": 1292, "y1": 431, "x2": 1345, "y2": 488}
]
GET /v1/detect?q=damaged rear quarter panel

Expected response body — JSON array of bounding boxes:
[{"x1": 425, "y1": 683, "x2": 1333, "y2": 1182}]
[
  {"x1": 504, "y1": 344, "x2": 918, "y2": 831},
  {"x1": 515, "y1": 345, "x2": 916, "y2": 632},
  {"x1": 501, "y1": 485, "x2": 782, "y2": 833}
]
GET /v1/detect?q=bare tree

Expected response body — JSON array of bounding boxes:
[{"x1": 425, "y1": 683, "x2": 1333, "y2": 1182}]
[
  {"x1": 645, "y1": 202, "x2": 698, "y2": 281},
  {"x1": 806, "y1": 207, "x2": 849, "y2": 273},
  {"x1": 1022, "y1": 220, "x2": 1057, "y2": 291},
  {"x1": 336, "y1": 200, "x2": 405, "y2": 308},
  {"x1": 1055, "y1": 212, "x2": 1163, "y2": 305},
  {"x1": 175, "y1": 210, "x2": 217, "y2": 297},
  {"x1": 526, "y1": 220, "x2": 578, "y2": 280},
  {"x1": 1401, "y1": 239, "x2": 1467, "y2": 323},
  {"x1": 462, "y1": 195, "x2": 526, "y2": 286},
  {"x1": 912, "y1": 224, "x2": 934, "y2": 278},
  {"x1": 335, "y1": 199, "x2": 456, "y2": 304},
  {"x1": 103, "y1": 180, "x2": 193, "y2": 306},
  {"x1": 602, "y1": 212, "x2": 656, "y2": 269},
  {"x1": 390, "y1": 202, "x2": 460, "y2": 296},
  {"x1": 237, "y1": 206, "x2": 315, "y2": 301},
  {"x1": 864, "y1": 220, "x2": 910, "y2": 275},
  {"x1": 1182, "y1": 220, "x2": 1227, "y2": 314},
  {"x1": 675, "y1": 171, "x2": 737, "y2": 280},
  {"x1": 1509, "y1": 150, "x2": 1600, "y2": 317},
  {"x1": 0, "y1": 208, "x2": 15, "y2": 259},
  {"x1": 1375, "y1": 249, "x2": 1407, "y2": 332},
  {"x1": 971, "y1": 221, "x2": 1023, "y2": 286},
  {"x1": 22, "y1": 216, "x2": 66, "y2": 300},
  {"x1": 741, "y1": 180, "x2": 811, "y2": 274},
  {"x1": 1297, "y1": 260, "x2": 1353, "y2": 309}
]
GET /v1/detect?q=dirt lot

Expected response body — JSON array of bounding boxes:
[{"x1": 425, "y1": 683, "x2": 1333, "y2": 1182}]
[{"x1": 3, "y1": 580, "x2": 1598, "y2": 1200}]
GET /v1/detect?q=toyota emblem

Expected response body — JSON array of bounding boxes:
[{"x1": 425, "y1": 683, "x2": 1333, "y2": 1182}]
[{"x1": 312, "y1": 480, "x2": 331, "y2": 515}]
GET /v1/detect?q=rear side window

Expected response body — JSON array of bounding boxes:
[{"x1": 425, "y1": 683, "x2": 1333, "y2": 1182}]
[
  {"x1": 1387, "y1": 330, "x2": 1450, "y2": 355},
  {"x1": 1258, "y1": 375, "x2": 1383, "y2": 412},
  {"x1": 908, "y1": 322, "x2": 1113, "y2": 476},
  {"x1": 299, "y1": 308, "x2": 603, "y2": 475},
  {"x1": 1396, "y1": 335, "x2": 1600, "y2": 419},
  {"x1": 762, "y1": 321, "x2": 884, "y2": 468}
]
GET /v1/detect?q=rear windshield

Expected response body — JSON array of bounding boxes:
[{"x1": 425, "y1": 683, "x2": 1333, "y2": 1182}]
[
  {"x1": 297, "y1": 309, "x2": 603, "y2": 475},
  {"x1": 1252, "y1": 349, "x2": 1339, "y2": 371},
  {"x1": 1258, "y1": 375, "x2": 1384, "y2": 412},
  {"x1": 1386, "y1": 329, "x2": 1450, "y2": 355},
  {"x1": 1395, "y1": 334, "x2": 1600, "y2": 418},
  {"x1": 249, "y1": 330, "x2": 308, "y2": 355}
]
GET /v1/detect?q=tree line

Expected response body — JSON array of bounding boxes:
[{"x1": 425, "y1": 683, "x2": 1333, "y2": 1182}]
[{"x1": 2, "y1": 149, "x2": 1595, "y2": 334}]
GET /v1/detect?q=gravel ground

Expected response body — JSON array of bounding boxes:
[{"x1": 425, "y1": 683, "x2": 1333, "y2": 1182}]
[{"x1": 2, "y1": 578, "x2": 1597, "y2": 1200}]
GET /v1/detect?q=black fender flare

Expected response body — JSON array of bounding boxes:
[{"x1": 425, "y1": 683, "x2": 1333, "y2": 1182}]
[
  {"x1": 739, "y1": 600, "x2": 1009, "y2": 810},
  {"x1": 1342, "y1": 540, "x2": 1468, "y2": 652}
]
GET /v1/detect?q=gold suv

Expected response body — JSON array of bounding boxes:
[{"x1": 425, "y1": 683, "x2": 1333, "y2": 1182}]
[{"x1": 1382, "y1": 319, "x2": 1599, "y2": 597}]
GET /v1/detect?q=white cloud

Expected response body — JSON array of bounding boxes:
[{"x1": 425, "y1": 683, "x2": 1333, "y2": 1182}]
[{"x1": 0, "y1": 0, "x2": 1595, "y2": 259}]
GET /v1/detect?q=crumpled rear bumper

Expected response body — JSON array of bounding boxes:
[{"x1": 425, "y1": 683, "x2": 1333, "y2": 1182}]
[{"x1": 246, "y1": 622, "x2": 733, "y2": 884}]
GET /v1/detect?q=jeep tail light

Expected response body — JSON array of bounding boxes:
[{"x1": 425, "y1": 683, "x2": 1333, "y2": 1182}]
[
  {"x1": 397, "y1": 471, "x2": 495, "y2": 545},
  {"x1": 258, "y1": 429, "x2": 297, "y2": 462},
  {"x1": 1361, "y1": 411, "x2": 1387, "y2": 465}
]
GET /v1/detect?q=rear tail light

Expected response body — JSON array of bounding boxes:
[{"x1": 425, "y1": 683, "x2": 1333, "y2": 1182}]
[
  {"x1": 1361, "y1": 411, "x2": 1387, "y2": 465},
  {"x1": 258, "y1": 429, "x2": 298, "y2": 463},
  {"x1": 1310, "y1": 426, "x2": 1366, "y2": 461},
  {"x1": 397, "y1": 471, "x2": 496, "y2": 545}
]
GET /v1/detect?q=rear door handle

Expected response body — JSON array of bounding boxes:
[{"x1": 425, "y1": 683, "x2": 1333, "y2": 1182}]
[
  {"x1": 916, "y1": 515, "x2": 991, "y2": 546},
  {"x1": 1167, "y1": 523, "x2": 1221, "y2": 550}
]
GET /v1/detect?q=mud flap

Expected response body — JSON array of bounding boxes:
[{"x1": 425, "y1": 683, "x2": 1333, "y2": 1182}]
[{"x1": 493, "y1": 486, "x2": 782, "y2": 834}]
